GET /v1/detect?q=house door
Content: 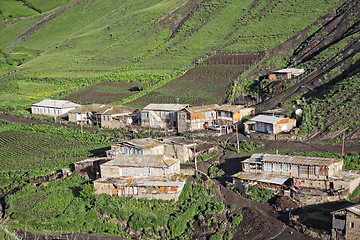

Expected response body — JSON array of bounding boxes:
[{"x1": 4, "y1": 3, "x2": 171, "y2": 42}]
[{"x1": 330, "y1": 182, "x2": 334, "y2": 189}]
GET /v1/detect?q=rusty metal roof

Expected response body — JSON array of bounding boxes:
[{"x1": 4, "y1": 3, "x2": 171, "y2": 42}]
[
  {"x1": 232, "y1": 172, "x2": 289, "y2": 185},
  {"x1": 94, "y1": 175, "x2": 186, "y2": 187},
  {"x1": 32, "y1": 99, "x2": 80, "y2": 109},
  {"x1": 120, "y1": 138, "x2": 163, "y2": 150},
  {"x1": 185, "y1": 104, "x2": 219, "y2": 114},
  {"x1": 216, "y1": 105, "x2": 254, "y2": 112},
  {"x1": 102, "y1": 154, "x2": 178, "y2": 168},
  {"x1": 143, "y1": 104, "x2": 189, "y2": 111},
  {"x1": 261, "y1": 154, "x2": 342, "y2": 166}
]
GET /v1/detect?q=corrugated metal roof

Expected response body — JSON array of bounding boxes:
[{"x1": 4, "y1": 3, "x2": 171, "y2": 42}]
[
  {"x1": 243, "y1": 154, "x2": 263, "y2": 163},
  {"x1": 261, "y1": 154, "x2": 342, "y2": 166},
  {"x1": 143, "y1": 103, "x2": 189, "y2": 111},
  {"x1": 185, "y1": 104, "x2": 219, "y2": 114},
  {"x1": 329, "y1": 169, "x2": 360, "y2": 181},
  {"x1": 232, "y1": 172, "x2": 289, "y2": 185},
  {"x1": 32, "y1": 99, "x2": 80, "y2": 109},
  {"x1": 103, "y1": 154, "x2": 178, "y2": 168},
  {"x1": 249, "y1": 115, "x2": 288, "y2": 124},
  {"x1": 94, "y1": 176, "x2": 186, "y2": 187},
  {"x1": 97, "y1": 105, "x2": 135, "y2": 115},
  {"x1": 121, "y1": 138, "x2": 163, "y2": 150},
  {"x1": 274, "y1": 68, "x2": 305, "y2": 75},
  {"x1": 158, "y1": 136, "x2": 195, "y2": 146},
  {"x1": 69, "y1": 104, "x2": 134, "y2": 115},
  {"x1": 74, "y1": 157, "x2": 108, "y2": 164},
  {"x1": 331, "y1": 203, "x2": 360, "y2": 216},
  {"x1": 216, "y1": 105, "x2": 253, "y2": 112}
]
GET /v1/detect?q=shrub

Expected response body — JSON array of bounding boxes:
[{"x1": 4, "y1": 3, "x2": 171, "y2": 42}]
[{"x1": 231, "y1": 214, "x2": 243, "y2": 227}]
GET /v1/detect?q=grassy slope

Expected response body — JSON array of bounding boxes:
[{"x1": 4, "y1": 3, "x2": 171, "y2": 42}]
[
  {"x1": 2, "y1": 0, "x2": 339, "y2": 76},
  {"x1": 0, "y1": 0, "x2": 342, "y2": 112}
]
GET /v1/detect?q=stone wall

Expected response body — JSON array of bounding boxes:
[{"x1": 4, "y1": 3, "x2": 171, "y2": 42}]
[{"x1": 346, "y1": 211, "x2": 360, "y2": 240}]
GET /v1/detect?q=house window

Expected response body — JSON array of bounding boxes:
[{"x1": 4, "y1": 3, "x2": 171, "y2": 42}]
[
  {"x1": 264, "y1": 163, "x2": 272, "y2": 171},
  {"x1": 107, "y1": 116, "x2": 110, "y2": 121},
  {"x1": 299, "y1": 165, "x2": 308, "y2": 175},
  {"x1": 291, "y1": 165, "x2": 298, "y2": 173},
  {"x1": 273, "y1": 163, "x2": 282, "y2": 171},
  {"x1": 282, "y1": 164, "x2": 290, "y2": 172},
  {"x1": 309, "y1": 166, "x2": 315, "y2": 175},
  {"x1": 350, "y1": 222, "x2": 355, "y2": 228}
]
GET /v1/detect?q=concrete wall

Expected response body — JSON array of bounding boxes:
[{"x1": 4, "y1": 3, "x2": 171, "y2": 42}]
[
  {"x1": 101, "y1": 115, "x2": 132, "y2": 129},
  {"x1": 163, "y1": 143, "x2": 194, "y2": 163},
  {"x1": 346, "y1": 212, "x2": 360, "y2": 240},
  {"x1": 31, "y1": 106, "x2": 73, "y2": 118}
]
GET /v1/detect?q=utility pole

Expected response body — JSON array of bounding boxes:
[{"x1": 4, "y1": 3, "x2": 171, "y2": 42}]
[
  {"x1": 236, "y1": 124, "x2": 240, "y2": 154},
  {"x1": 193, "y1": 137, "x2": 197, "y2": 175},
  {"x1": 342, "y1": 131, "x2": 345, "y2": 157}
]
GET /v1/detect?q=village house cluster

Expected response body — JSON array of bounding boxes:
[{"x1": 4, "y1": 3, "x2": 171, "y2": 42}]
[
  {"x1": 73, "y1": 137, "x2": 217, "y2": 201},
  {"x1": 31, "y1": 99, "x2": 299, "y2": 136}
]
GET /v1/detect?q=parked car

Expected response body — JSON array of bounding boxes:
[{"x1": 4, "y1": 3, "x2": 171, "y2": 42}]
[{"x1": 209, "y1": 125, "x2": 221, "y2": 131}]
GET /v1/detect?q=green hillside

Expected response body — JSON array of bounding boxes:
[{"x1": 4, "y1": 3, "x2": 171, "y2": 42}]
[{"x1": 0, "y1": 0, "x2": 346, "y2": 112}]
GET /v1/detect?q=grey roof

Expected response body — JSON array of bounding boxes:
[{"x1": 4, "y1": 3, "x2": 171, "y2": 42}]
[
  {"x1": 143, "y1": 104, "x2": 189, "y2": 112},
  {"x1": 69, "y1": 104, "x2": 134, "y2": 115},
  {"x1": 329, "y1": 170, "x2": 360, "y2": 182},
  {"x1": 158, "y1": 136, "x2": 195, "y2": 146},
  {"x1": 331, "y1": 203, "x2": 360, "y2": 216},
  {"x1": 102, "y1": 154, "x2": 178, "y2": 168},
  {"x1": 261, "y1": 154, "x2": 342, "y2": 167},
  {"x1": 74, "y1": 157, "x2": 109, "y2": 164},
  {"x1": 94, "y1": 176, "x2": 186, "y2": 187},
  {"x1": 249, "y1": 115, "x2": 288, "y2": 124},
  {"x1": 119, "y1": 138, "x2": 163, "y2": 150},
  {"x1": 274, "y1": 68, "x2": 305, "y2": 75},
  {"x1": 31, "y1": 99, "x2": 80, "y2": 109},
  {"x1": 233, "y1": 172, "x2": 289, "y2": 185}
]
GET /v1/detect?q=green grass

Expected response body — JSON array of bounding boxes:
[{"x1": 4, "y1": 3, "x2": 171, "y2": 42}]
[
  {"x1": 0, "y1": 0, "x2": 39, "y2": 18},
  {"x1": 0, "y1": 0, "x2": 343, "y2": 111},
  {"x1": 26, "y1": 0, "x2": 71, "y2": 13},
  {"x1": 6, "y1": 177, "x2": 223, "y2": 239},
  {"x1": 0, "y1": 120, "x2": 121, "y2": 192}
]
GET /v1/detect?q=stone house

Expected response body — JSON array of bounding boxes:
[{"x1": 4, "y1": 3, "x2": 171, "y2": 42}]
[
  {"x1": 177, "y1": 104, "x2": 219, "y2": 133},
  {"x1": 244, "y1": 115, "x2": 296, "y2": 134},
  {"x1": 68, "y1": 104, "x2": 135, "y2": 128},
  {"x1": 331, "y1": 203, "x2": 360, "y2": 240},
  {"x1": 233, "y1": 154, "x2": 360, "y2": 194},
  {"x1": 140, "y1": 103, "x2": 189, "y2": 129},
  {"x1": 31, "y1": 99, "x2": 80, "y2": 118},
  {"x1": 215, "y1": 105, "x2": 255, "y2": 126},
  {"x1": 93, "y1": 154, "x2": 185, "y2": 200},
  {"x1": 106, "y1": 138, "x2": 163, "y2": 158},
  {"x1": 159, "y1": 136, "x2": 218, "y2": 164},
  {"x1": 97, "y1": 105, "x2": 135, "y2": 129}
]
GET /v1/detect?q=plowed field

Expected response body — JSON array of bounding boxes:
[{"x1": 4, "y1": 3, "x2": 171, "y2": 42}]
[
  {"x1": 128, "y1": 64, "x2": 249, "y2": 108},
  {"x1": 65, "y1": 81, "x2": 139, "y2": 104}
]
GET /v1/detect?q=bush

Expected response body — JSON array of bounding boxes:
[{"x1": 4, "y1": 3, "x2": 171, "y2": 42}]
[
  {"x1": 245, "y1": 185, "x2": 275, "y2": 202},
  {"x1": 231, "y1": 214, "x2": 243, "y2": 227}
]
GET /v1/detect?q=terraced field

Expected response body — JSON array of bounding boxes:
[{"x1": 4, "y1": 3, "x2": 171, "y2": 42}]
[{"x1": 127, "y1": 64, "x2": 249, "y2": 108}]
